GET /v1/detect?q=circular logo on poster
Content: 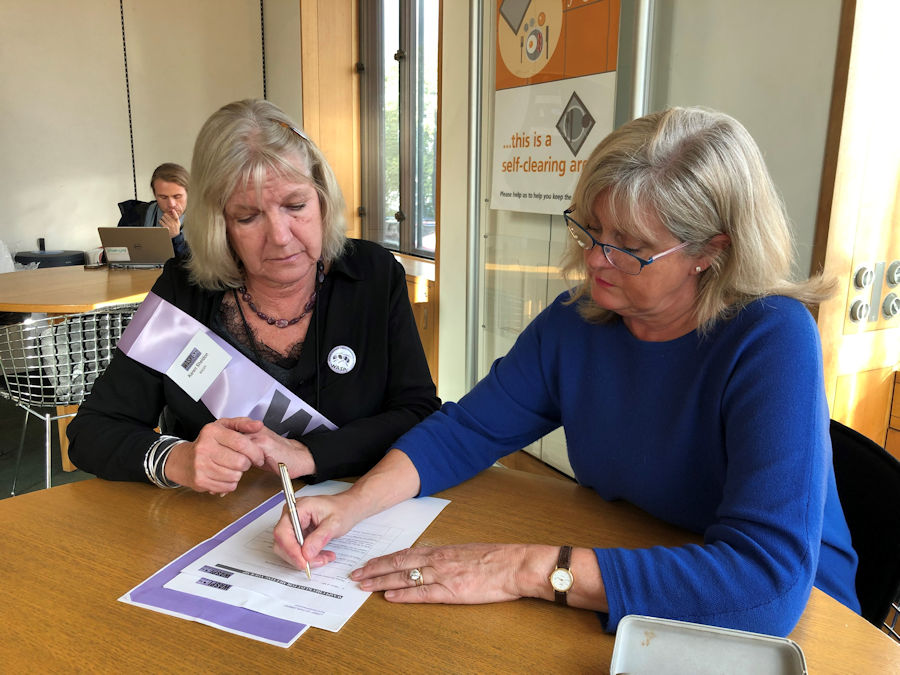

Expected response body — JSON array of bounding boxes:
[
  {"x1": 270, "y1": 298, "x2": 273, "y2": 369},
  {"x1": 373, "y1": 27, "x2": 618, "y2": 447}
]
[
  {"x1": 327, "y1": 345, "x2": 356, "y2": 374},
  {"x1": 496, "y1": 0, "x2": 561, "y2": 80}
]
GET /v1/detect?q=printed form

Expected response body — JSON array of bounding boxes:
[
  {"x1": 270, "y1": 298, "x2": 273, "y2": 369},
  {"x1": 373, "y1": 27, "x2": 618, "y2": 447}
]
[{"x1": 162, "y1": 481, "x2": 449, "y2": 632}]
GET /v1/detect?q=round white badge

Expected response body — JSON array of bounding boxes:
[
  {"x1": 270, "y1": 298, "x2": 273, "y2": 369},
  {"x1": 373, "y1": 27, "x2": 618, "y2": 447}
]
[{"x1": 327, "y1": 345, "x2": 356, "y2": 374}]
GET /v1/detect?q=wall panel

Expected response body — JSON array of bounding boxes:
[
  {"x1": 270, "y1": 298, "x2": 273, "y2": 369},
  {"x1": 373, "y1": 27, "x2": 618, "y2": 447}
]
[
  {"x1": 125, "y1": 0, "x2": 264, "y2": 190},
  {"x1": 0, "y1": 0, "x2": 131, "y2": 255},
  {"x1": 0, "y1": 1, "x2": 301, "y2": 256}
]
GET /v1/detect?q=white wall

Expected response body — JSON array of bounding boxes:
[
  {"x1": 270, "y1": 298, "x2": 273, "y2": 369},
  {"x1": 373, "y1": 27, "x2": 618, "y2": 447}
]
[
  {"x1": 0, "y1": 0, "x2": 302, "y2": 258},
  {"x1": 648, "y1": 0, "x2": 841, "y2": 276},
  {"x1": 0, "y1": 0, "x2": 131, "y2": 257},
  {"x1": 124, "y1": 0, "x2": 264, "y2": 191},
  {"x1": 264, "y1": 0, "x2": 303, "y2": 124}
]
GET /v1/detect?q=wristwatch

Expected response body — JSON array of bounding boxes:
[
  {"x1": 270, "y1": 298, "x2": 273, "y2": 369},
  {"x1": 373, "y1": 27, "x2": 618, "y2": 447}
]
[{"x1": 549, "y1": 545, "x2": 574, "y2": 605}]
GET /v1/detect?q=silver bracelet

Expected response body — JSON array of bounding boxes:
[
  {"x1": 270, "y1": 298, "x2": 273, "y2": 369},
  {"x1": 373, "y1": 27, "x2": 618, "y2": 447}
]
[{"x1": 143, "y1": 435, "x2": 185, "y2": 489}]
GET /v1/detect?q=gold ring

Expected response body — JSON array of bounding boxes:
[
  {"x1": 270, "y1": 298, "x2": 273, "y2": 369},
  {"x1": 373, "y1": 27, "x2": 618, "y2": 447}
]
[{"x1": 408, "y1": 568, "x2": 424, "y2": 586}]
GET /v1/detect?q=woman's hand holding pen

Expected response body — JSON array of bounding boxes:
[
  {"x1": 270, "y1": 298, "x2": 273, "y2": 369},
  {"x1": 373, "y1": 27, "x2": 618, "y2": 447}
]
[
  {"x1": 272, "y1": 448, "x2": 423, "y2": 572},
  {"x1": 272, "y1": 492, "x2": 356, "y2": 570},
  {"x1": 350, "y1": 543, "x2": 535, "y2": 604},
  {"x1": 165, "y1": 417, "x2": 266, "y2": 493}
]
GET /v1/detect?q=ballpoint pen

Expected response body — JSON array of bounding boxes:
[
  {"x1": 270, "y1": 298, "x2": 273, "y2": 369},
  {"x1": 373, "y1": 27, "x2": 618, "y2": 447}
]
[{"x1": 278, "y1": 462, "x2": 312, "y2": 580}]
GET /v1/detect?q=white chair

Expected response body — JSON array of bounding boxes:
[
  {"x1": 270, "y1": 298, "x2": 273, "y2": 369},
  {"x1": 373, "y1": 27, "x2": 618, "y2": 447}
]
[{"x1": 0, "y1": 304, "x2": 139, "y2": 494}]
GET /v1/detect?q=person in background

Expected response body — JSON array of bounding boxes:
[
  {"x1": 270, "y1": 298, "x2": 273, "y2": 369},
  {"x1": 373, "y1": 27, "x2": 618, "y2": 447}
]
[
  {"x1": 69, "y1": 99, "x2": 439, "y2": 492},
  {"x1": 272, "y1": 106, "x2": 861, "y2": 638},
  {"x1": 145, "y1": 163, "x2": 190, "y2": 258},
  {"x1": 116, "y1": 163, "x2": 190, "y2": 258}
]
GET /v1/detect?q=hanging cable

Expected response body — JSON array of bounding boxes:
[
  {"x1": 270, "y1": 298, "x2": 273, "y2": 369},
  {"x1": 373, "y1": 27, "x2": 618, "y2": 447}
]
[
  {"x1": 260, "y1": 0, "x2": 267, "y2": 99},
  {"x1": 119, "y1": 0, "x2": 137, "y2": 200}
]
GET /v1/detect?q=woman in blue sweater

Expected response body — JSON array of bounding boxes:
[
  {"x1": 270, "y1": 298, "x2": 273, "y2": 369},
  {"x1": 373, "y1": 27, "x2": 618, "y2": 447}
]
[{"x1": 272, "y1": 107, "x2": 860, "y2": 636}]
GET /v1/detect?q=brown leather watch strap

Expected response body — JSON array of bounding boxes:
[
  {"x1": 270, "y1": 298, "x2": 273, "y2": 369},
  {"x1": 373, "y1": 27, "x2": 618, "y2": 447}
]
[{"x1": 554, "y1": 545, "x2": 573, "y2": 605}]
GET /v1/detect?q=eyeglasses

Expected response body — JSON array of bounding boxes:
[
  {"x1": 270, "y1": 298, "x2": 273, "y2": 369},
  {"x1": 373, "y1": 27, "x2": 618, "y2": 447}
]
[{"x1": 563, "y1": 207, "x2": 689, "y2": 276}]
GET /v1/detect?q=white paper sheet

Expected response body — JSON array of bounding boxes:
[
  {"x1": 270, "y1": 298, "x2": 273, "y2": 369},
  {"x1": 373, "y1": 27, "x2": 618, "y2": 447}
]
[{"x1": 163, "y1": 480, "x2": 449, "y2": 632}]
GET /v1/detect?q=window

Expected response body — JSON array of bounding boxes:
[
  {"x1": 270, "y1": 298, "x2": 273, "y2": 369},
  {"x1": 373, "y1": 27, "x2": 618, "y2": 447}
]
[{"x1": 359, "y1": 0, "x2": 439, "y2": 259}]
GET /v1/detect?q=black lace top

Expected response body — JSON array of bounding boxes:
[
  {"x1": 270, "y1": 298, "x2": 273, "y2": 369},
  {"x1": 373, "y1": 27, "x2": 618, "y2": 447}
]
[{"x1": 219, "y1": 293, "x2": 305, "y2": 369}]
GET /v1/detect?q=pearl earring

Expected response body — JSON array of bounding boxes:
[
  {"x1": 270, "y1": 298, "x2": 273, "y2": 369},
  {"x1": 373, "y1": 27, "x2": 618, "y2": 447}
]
[{"x1": 695, "y1": 266, "x2": 703, "y2": 273}]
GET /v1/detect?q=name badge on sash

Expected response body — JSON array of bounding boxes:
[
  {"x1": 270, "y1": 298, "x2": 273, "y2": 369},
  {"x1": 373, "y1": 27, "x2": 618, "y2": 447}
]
[
  {"x1": 165, "y1": 330, "x2": 231, "y2": 402},
  {"x1": 117, "y1": 292, "x2": 336, "y2": 436}
]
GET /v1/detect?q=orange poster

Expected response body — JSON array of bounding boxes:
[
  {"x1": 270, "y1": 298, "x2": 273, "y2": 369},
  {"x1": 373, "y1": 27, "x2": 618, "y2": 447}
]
[{"x1": 491, "y1": 0, "x2": 620, "y2": 214}]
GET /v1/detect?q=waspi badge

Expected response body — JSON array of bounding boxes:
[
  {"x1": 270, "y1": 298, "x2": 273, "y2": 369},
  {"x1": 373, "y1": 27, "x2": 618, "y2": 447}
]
[
  {"x1": 166, "y1": 331, "x2": 232, "y2": 401},
  {"x1": 327, "y1": 345, "x2": 356, "y2": 374}
]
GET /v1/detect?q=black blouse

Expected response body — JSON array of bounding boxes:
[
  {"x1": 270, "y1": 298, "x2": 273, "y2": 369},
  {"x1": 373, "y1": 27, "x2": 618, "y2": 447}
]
[{"x1": 68, "y1": 239, "x2": 440, "y2": 483}]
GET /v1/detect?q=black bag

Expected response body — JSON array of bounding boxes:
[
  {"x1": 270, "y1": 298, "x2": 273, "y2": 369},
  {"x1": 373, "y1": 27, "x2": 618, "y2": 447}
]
[{"x1": 116, "y1": 199, "x2": 152, "y2": 228}]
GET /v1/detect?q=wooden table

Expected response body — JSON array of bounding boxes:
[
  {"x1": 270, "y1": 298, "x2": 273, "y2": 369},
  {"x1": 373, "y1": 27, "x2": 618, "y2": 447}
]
[
  {"x1": 2, "y1": 467, "x2": 896, "y2": 672},
  {"x1": 0, "y1": 265, "x2": 161, "y2": 470},
  {"x1": 0, "y1": 264, "x2": 160, "y2": 314}
]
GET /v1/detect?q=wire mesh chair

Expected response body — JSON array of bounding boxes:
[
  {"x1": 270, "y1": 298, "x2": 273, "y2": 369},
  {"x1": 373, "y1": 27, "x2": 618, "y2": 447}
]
[
  {"x1": 885, "y1": 599, "x2": 900, "y2": 642},
  {"x1": 0, "y1": 304, "x2": 139, "y2": 494}
]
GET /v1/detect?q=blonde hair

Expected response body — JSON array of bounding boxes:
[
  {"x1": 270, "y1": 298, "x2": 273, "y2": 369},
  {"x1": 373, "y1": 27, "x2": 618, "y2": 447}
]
[
  {"x1": 561, "y1": 106, "x2": 833, "y2": 332},
  {"x1": 185, "y1": 99, "x2": 346, "y2": 289}
]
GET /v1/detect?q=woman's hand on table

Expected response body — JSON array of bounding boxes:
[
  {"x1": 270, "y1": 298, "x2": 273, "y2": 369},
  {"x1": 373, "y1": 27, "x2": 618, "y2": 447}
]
[
  {"x1": 350, "y1": 543, "x2": 534, "y2": 603},
  {"x1": 350, "y1": 543, "x2": 609, "y2": 611},
  {"x1": 165, "y1": 417, "x2": 266, "y2": 493}
]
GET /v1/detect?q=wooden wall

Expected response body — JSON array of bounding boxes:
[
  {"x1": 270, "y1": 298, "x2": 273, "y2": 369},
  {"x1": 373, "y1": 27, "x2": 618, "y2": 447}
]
[{"x1": 299, "y1": 0, "x2": 362, "y2": 238}]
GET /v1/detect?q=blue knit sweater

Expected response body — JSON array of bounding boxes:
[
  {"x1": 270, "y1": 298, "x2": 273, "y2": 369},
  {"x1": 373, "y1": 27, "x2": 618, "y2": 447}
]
[{"x1": 395, "y1": 293, "x2": 860, "y2": 636}]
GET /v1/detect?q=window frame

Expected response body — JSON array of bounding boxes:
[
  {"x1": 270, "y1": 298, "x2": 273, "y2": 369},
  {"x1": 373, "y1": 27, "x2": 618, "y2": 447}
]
[{"x1": 359, "y1": 0, "x2": 437, "y2": 260}]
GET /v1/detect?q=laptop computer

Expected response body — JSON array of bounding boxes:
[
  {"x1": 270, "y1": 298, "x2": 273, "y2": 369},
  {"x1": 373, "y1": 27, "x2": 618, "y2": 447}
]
[{"x1": 98, "y1": 227, "x2": 174, "y2": 269}]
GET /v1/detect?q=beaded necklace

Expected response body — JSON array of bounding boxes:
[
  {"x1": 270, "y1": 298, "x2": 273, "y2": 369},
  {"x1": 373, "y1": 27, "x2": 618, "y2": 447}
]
[{"x1": 237, "y1": 259, "x2": 325, "y2": 329}]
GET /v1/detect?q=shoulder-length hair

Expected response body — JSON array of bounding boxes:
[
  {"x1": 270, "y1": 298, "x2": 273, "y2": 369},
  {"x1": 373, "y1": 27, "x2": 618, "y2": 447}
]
[
  {"x1": 560, "y1": 106, "x2": 833, "y2": 332},
  {"x1": 185, "y1": 98, "x2": 346, "y2": 289}
]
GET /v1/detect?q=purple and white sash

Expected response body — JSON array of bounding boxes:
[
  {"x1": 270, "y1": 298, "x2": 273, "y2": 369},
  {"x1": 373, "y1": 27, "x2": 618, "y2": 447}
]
[{"x1": 117, "y1": 292, "x2": 336, "y2": 436}]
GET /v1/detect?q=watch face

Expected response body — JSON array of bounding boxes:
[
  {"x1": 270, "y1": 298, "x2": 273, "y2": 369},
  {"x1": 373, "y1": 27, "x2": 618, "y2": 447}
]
[{"x1": 550, "y1": 568, "x2": 574, "y2": 592}]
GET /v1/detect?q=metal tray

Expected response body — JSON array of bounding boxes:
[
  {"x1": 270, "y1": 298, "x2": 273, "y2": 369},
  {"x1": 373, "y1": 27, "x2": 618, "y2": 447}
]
[{"x1": 609, "y1": 615, "x2": 807, "y2": 675}]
